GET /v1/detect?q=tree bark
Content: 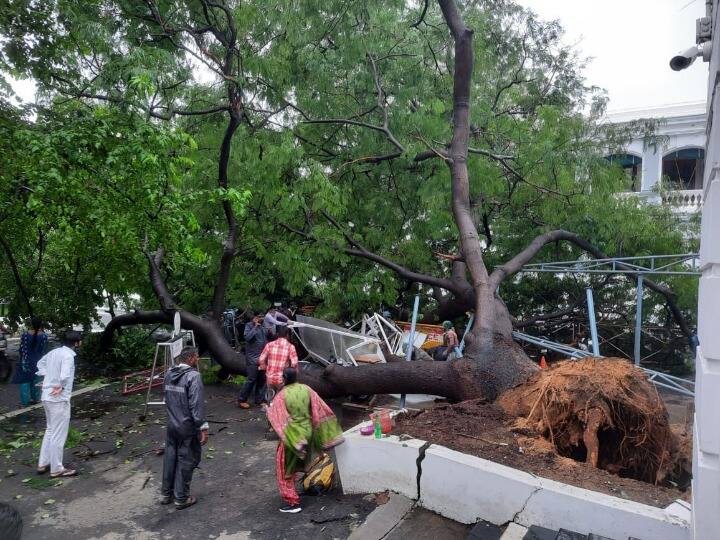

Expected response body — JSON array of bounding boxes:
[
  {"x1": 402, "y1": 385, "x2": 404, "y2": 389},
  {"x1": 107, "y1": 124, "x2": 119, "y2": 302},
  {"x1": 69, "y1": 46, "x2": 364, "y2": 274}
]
[
  {"x1": 210, "y1": 112, "x2": 241, "y2": 319},
  {"x1": 0, "y1": 232, "x2": 34, "y2": 317}
]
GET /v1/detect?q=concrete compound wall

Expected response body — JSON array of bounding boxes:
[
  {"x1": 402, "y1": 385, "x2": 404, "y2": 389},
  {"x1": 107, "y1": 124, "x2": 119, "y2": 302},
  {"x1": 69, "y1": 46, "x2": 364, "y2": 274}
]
[{"x1": 335, "y1": 428, "x2": 691, "y2": 540}]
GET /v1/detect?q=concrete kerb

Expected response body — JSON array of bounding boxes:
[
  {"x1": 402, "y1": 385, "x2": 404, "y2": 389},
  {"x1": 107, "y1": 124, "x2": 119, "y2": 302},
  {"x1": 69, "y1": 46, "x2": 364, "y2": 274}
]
[
  {"x1": 335, "y1": 427, "x2": 691, "y2": 540},
  {"x1": 0, "y1": 383, "x2": 110, "y2": 421},
  {"x1": 335, "y1": 421, "x2": 426, "y2": 501}
]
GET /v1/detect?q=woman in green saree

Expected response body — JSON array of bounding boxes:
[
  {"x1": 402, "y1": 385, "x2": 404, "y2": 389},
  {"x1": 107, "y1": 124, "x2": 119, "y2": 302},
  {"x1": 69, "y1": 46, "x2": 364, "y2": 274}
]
[{"x1": 266, "y1": 367, "x2": 344, "y2": 513}]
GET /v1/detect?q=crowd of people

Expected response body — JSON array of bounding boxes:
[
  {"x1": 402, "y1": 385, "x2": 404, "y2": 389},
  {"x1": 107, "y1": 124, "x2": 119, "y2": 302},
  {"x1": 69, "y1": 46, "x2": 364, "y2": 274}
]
[{"x1": 4, "y1": 304, "x2": 341, "y2": 527}]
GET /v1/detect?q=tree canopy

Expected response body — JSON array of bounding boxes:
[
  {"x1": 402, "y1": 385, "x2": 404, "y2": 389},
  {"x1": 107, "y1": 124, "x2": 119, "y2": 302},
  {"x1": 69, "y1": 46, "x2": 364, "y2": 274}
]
[{"x1": 0, "y1": 0, "x2": 697, "y2": 366}]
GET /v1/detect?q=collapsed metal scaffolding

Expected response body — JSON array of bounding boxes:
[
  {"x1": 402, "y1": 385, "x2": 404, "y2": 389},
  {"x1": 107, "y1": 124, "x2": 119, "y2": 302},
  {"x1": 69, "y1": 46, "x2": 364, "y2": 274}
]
[{"x1": 517, "y1": 253, "x2": 699, "y2": 397}]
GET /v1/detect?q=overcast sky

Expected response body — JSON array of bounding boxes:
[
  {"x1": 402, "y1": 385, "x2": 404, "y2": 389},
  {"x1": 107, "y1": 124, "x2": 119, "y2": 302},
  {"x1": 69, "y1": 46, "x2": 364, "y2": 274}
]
[
  {"x1": 8, "y1": 1, "x2": 710, "y2": 111},
  {"x1": 518, "y1": 0, "x2": 709, "y2": 111}
]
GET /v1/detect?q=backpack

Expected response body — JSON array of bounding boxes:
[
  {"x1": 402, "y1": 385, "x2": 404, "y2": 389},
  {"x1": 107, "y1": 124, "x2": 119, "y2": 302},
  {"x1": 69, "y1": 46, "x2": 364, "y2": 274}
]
[{"x1": 302, "y1": 453, "x2": 335, "y2": 495}]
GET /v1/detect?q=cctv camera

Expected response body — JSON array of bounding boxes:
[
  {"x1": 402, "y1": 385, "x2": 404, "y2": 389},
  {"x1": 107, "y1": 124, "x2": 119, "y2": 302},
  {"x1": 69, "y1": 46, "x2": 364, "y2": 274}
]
[{"x1": 670, "y1": 42, "x2": 712, "y2": 71}]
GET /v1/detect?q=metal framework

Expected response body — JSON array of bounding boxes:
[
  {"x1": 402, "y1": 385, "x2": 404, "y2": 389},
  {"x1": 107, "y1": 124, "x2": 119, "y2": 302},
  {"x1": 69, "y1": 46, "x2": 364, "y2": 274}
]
[
  {"x1": 512, "y1": 331, "x2": 694, "y2": 397},
  {"x1": 515, "y1": 254, "x2": 699, "y2": 397},
  {"x1": 288, "y1": 319, "x2": 385, "y2": 367},
  {"x1": 521, "y1": 253, "x2": 700, "y2": 276}
]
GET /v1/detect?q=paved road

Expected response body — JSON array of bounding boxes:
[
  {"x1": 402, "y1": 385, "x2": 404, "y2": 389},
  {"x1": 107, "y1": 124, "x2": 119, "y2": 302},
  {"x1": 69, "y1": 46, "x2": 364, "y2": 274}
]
[{"x1": 0, "y1": 383, "x2": 376, "y2": 539}]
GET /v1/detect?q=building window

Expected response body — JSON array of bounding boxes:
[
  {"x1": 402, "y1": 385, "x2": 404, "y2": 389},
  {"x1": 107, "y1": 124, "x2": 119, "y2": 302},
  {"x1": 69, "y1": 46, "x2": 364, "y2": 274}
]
[
  {"x1": 607, "y1": 154, "x2": 642, "y2": 192},
  {"x1": 662, "y1": 148, "x2": 705, "y2": 190}
]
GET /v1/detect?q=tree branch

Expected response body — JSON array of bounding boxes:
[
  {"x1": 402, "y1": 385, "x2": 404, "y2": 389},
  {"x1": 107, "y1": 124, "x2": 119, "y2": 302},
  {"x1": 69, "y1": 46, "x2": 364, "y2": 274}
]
[
  {"x1": 210, "y1": 114, "x2": 241, "y2": 318},
  {"x1": 144, "y1": 246, "x2": 176, "y2": 311},
  {"x1": 414, "y1": 146, "x2": 514, "y2": 162},
  {"x1": 489, "y1": 230, "x2": 694, "y2": 338},
  {"x1": 412, "y1": 0, "x2": 430, "y2": 28},
  {"x1": 0, "y1": 232, "x2": 34, "y2": 317}
]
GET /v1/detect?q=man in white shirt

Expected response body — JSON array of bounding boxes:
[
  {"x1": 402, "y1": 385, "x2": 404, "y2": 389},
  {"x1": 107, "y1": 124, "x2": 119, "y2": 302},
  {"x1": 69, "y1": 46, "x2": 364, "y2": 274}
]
[{"x1": 35, "y1": 330, "x2": 82, "y2": 478}]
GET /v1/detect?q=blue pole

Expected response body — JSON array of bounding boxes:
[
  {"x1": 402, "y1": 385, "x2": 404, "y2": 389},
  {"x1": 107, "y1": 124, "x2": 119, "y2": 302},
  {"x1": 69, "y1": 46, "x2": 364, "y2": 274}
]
[
  {"x1": 586, "y1": 288, "x2": 600, "y2": 356},
  {"x1": 400, "y1": 294, "x2": 421, "y2": 409},
  {"x1": 458, "y1": 314, "x2": 475, "y2": 355},
  {"x1": 634, "y1": 275, "x2": 644, "y2": 366}
]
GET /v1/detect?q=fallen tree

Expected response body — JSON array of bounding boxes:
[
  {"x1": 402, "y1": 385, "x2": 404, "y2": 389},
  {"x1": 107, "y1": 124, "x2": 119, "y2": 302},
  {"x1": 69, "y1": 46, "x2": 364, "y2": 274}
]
[{"x1": 99, "y1": 0, "x2": 693, "y2": 403}]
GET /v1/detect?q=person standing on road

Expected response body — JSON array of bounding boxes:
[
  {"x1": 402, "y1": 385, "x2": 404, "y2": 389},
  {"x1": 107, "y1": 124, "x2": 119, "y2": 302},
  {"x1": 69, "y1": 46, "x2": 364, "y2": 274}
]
[
  {"x1": 161, "y1": 346, "x2": 209, "y2": 510},
  {"x1": 237, "y1": 311, "x2": 268, "y2": 409},
  {"x1": 11, "y1": 318, "x2": 48, "y2": 406},
  {"x1": 36, "y1": 330, "x2": 81, "y2": 478},
  {"x1": 258, "y1": 325, "x2": 298, "y2": 402},
  {"x1": 266, "y1": 367, "x2": 344, "y2": 513}
]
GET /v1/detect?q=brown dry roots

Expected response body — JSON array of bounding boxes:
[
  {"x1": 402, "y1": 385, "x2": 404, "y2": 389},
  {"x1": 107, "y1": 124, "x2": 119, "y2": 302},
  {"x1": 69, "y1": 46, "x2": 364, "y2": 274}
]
[{"x1": 498, "y1": 358, "x2": 677, "y2": 484}]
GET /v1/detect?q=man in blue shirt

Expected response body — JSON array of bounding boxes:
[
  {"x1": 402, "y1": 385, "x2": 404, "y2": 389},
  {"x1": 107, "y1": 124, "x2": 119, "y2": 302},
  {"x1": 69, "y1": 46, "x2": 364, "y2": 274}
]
[{"x1": 238, "y1": 311, "x2": 268, "y2": 409}]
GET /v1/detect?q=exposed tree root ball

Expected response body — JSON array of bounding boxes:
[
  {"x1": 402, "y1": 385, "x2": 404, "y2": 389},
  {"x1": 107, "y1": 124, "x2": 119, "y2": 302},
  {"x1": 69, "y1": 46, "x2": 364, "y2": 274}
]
[{"x1": 497, "y1": 358, "x2": 678, "y2": 484}]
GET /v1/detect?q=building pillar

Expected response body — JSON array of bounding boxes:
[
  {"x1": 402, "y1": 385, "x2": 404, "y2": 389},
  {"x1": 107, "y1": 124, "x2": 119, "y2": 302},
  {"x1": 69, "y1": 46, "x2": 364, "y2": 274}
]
[
  {"x1": 692, "y1": 5, "x2": 720, "y2": 537},
  {"x1": 641, "y1": 146, "x2": 661, "y2": 191}
]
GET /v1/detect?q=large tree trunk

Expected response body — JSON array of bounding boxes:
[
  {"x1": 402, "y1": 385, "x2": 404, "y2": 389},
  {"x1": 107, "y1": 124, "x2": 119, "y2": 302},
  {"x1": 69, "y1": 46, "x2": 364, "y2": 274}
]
[{"x1": 101, "y1": 309, "x2": 534, "y2": 401}]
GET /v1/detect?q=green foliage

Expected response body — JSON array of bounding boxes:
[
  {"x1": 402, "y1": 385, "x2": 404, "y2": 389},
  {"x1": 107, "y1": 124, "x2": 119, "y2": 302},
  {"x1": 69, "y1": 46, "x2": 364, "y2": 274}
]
[
  {"x1": 0, "y1": 0, "x2": 699, "y2": 367},
  {"x1": 77, "y1": 328, "x2": 155, "y2": 377},
  {"x1": 199, "y1": 362, "x2": 246, "y2": 385},
  {"x1": 65, "y1": 426, "x2": 86, "y2": 448},
  {"x1": 0, "y1": 101, "x2": 197, "y2": 329}
]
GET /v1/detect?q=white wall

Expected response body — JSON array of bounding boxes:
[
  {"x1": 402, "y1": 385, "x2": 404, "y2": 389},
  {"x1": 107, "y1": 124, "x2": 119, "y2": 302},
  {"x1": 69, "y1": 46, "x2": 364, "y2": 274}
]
[
  {"x1": 616, "y1": 111, "x2": 706, "y2": 192},
  {"x1": 692, "y1": 4, "x2": 720, "y2": 538}
]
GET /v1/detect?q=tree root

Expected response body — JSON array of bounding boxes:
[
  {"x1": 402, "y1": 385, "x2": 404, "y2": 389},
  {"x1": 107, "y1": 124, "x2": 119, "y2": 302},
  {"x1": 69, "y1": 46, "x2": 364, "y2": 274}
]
[{"x1": 498, "y1": 358, "x2": 680, "y2": 484}]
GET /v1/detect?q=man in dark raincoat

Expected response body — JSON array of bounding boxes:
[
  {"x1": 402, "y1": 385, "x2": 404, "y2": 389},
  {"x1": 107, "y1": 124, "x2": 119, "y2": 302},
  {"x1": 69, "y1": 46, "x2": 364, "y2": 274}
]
[{"x1": 160, "y1": 346, "x2": 208, "y2": 509}]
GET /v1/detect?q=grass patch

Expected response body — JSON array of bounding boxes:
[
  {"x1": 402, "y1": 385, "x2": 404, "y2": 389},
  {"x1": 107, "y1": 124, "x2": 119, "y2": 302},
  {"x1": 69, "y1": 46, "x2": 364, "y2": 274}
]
[
  {"x1": 66, "y1": 427, "x2": 87, "y2": 449},
  {"x1": 22, "y1": 477, "x2": 63, "y2": 490}
]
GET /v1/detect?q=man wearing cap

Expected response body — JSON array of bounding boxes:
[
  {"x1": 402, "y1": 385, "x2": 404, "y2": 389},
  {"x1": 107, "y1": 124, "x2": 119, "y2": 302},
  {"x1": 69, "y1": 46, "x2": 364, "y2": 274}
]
[{"x1": 36, "y1": 330, "x2": 82, "y2": 478}]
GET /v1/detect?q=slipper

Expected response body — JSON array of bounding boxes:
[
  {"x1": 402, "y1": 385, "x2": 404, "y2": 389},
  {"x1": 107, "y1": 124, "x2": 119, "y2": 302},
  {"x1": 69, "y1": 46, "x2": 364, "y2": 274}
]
[
  {"x1": 50, "y1": 468, "x2": 78, "y2": 478},
  {"x1": 36, "y1": 465, "x2": 50, "y2": 475},
  {"x1": 174, "y1": 496, "x2": 197, "y2": 510}
]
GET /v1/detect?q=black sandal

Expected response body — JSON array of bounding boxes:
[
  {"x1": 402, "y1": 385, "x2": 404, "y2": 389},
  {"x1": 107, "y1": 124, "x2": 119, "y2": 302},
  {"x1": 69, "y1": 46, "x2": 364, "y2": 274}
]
[{"x1": 36, "y1": 465, "x2": 50, "y2": 475}]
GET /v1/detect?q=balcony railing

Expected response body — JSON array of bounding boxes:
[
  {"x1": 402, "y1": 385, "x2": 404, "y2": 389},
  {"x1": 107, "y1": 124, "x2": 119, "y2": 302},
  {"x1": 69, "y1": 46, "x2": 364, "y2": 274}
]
[
  {"x1": 661, "y1": 189, "x2": 703, "y2": 211},
  {"x1": 616, "y1": 189, "x2": 703, "y2": 213}
]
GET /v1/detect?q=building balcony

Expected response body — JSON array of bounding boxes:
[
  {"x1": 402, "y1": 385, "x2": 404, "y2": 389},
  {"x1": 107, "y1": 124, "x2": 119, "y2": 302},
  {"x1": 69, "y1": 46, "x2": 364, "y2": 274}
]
[{"x1": 616, "y1": 189, "x2": 703, "y2": 213}]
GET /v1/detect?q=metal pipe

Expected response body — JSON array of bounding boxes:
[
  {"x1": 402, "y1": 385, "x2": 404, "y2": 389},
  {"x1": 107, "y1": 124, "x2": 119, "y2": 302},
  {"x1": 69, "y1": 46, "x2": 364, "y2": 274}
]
[
  {"x1": 586, "y1": 288, "x2": 600, "y2": 356},
  {"x1": 400, "y1": 295, "x2": 421, "y2": 409},
  {"x1": 634, "y1": 275, "x2": 644, "y2": 366},
  {"x1": 458, "y1": 314, "x2": 475, "y2": 354}
]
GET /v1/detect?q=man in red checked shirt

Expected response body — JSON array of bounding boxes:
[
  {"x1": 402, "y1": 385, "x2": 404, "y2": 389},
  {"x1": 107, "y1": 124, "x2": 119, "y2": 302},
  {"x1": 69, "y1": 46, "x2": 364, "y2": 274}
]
[{"x1": 258, "y1": 325, "x2": 298, "y2": 402}]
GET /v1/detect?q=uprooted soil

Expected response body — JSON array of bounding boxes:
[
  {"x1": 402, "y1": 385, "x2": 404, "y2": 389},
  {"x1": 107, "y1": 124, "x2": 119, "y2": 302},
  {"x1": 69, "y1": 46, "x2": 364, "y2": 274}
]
[
  {"x1": 393, "y1": 359, "x2": 692, "y2": 509},
  {"x1": 499, "y1": 358, "x2": 685, "y2": 485}
]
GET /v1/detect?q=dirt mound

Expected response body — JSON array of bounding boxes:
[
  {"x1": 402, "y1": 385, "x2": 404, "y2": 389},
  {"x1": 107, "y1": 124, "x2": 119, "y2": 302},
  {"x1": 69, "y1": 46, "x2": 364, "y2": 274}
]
[
  {"x1": 393, "y1": 398, "x2": 687, "y2": 508},
  {"x1": 497, "y1": 358, "x2": 678, "y2": 484}
]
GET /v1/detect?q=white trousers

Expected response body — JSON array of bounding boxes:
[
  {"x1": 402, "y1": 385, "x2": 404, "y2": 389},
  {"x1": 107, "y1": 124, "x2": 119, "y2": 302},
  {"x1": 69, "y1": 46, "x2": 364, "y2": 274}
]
[{"x1": 38, "y1": 400, "x2": 71, "y2": 474}]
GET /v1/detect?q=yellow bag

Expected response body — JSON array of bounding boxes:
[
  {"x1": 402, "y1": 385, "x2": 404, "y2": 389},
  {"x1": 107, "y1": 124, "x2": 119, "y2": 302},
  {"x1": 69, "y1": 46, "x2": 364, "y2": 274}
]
[{"x1": 302, "y1": 453, "x2": 335, "y2": 495}]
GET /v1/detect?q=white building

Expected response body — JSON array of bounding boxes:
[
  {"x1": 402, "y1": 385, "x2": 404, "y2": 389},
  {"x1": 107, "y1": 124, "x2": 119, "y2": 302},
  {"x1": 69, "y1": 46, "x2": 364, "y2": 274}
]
[{"x1": 604, "y1": 101, "x2": 706, "y2": 213}]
